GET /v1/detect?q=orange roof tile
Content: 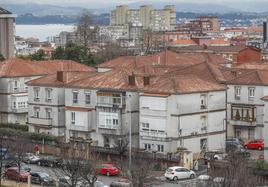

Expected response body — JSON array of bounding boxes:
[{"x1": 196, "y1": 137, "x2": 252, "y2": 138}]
[
  {"x1": 171, "y1": 39, "x2": 197, "y2": 45},
  {"x1": 0, "y1": 59, "x2": 95, "y2": 78}
]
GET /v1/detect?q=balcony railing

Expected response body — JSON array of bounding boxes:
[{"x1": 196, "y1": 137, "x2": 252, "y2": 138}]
[{"x1": 28, "y1": 117, "x2": 52, "y2": 126}]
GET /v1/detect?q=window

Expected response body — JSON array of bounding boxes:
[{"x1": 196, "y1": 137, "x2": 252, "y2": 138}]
[
  {"x1": 141, "y1": 122, "x2": 149, "y2": 131},
  {"x1": 71, "y1": 112, "x2": 76, "y2": 124},
  {"x1": 46, "y1": 108, "x2": 52, "y2": 119},
  {"x1": 34, "y1": 107, "x2": 40, "y2": 118},
  {"x1": 72, "y1": 91, "x2": 78, "y2": 104},
  {"x1": 85, "y1": 93, "x2": 91, "y2": 104},
  {"x1": 34, "y1": 88, "x2": 40, "y2": 101},
  {"x1": 13, "y1": 102, "x2": 16, "y2": 109},
  {"x1": 201, "y1": 116, "x2": 207, "y2": 131},
  {"x1": 144, "y1": 143, "x2": 151, "y2": 151},
  {"x1": 231, "y1": 105, "x2": 255, "y2": 122},
  {"x1": 157, "y1": 145, "x2": 164, "y2": 153},
  {"x1": 248, "y1": 87, "x2": 255, "y2": 99},
  {"x1": 234, "y1": 86, "x2": 241, "y2": 100},
  {"x1": 113, "y1": 119, "x2": 119, "y2": 125},
  {"x1": 200, "y1": 138, "x2": 207, "y2": 151},
  {"x1": 13, "y1": 80, "x2": 18, "y2": 91},
  {"x1": 46, "y1": 89, "x2": 52, "y2": 102},
  {"x1": 200, "y1": 94, "x2": 207, "y2": 109}
]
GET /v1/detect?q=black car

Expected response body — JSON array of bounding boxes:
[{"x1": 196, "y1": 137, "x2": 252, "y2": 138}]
[
  {"x1": 4, "y1": 162, "x2": 31, "y2": 172},
  {"x1": 37, "y1": 155, "x2": 61, "y2": 167},
  {"x1": 30, "y1": 172, "x2": 55, "y2": 186},
  {"x1": 226, "y1": 142, "x2": 250, "y2": 158}
]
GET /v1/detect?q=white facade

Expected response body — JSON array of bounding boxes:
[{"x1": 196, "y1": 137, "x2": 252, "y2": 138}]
[
  {"x1": 139, "y1": 91, "x2": 226, "y2": 155},
  {"x1": 0, "y1": 76, "x2": 41, "y2": 124},
  {"x1": 64, "y1": 88, "x2": 139, "y2": 148},
  {"x1": 28, "y1": 85, "x2": 65, "y2": 136},
  {"x1": 227, "y1": 84, "x2": 266, "y2": 141}
]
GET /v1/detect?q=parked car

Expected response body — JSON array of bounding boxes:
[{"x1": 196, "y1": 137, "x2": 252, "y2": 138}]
[
  {"x1": 58, "y1": 176, "x2": 87, "y2": 187},
  {"x1": 37, "y1": 155, "x2": 61, "y2": 167},
  {"x1": 0, "y1": 148, "x2": 10, "y2": 159},
  {"x1": 22, "y1": 153, "x2": 40, "y2": 164},
  {"x1": 165, "y1": 166, "x2": 196, "y2": 181},
  {"x1": 226, "y1": 142, "x2": 250, "y2": 158},
  {"x1": 96, "y1": 163, "x2": 121, "y2": 176},
  {"x1": 244, "y1": 139, "x2": 264, "y2": 150},
  {"x1": 4, "y1": 162, "x2": 31, "y2": 172},
  {"x1": 204, "y1": 151, "x2": 226, "y2": 164},
  {"x1": 4, "y1": 167, "x2": 29, "y2": 182},
  {"x1": 226, "y1": 138, "x2": 244, "y2": 145},
  {"x1": 30, "y1": 172, "x2": 55, "y2": 186}
]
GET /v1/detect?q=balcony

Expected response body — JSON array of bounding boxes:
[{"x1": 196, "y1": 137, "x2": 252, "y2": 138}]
[
  {"x1": 11, "y1": 108, "x2": 28, "y2": 113},
  {"x1": 97, "y1": 92, "x2": 125, "y2": 108},
  {"x1": 69, "y1": 124, "x2": 89, "y2": 132},
  {"x1": 140, "y1": 108, "x2": 167, "y2": 117},
  {"x1": 28, "y1": 117, "x2": 52, "y2": 126},
  {"x1": 229, "y1": 119, "x2": 257, "y2": 127}
]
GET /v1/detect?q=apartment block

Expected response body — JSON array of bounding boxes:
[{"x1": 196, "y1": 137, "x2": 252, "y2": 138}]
[
  {"x1": 110, "y1": 5, "x2": 176, "y2": 31},
  {"x1": 0, "y1": 7, "x2": 16, "y2": 59}
]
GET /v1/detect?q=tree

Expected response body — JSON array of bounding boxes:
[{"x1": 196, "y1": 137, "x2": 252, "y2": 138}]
[
  {"x1": 0, "y1": 54, "x2": 5, "y2": 62},
  {"x1": 76, "y1": 11, "x2": 93, "y2": 48},
  {"x1": 9, "y1": 132, "x2": 32, "y2": 182},
  {"x1": 127, "y1": 152, "x2": 155, "y2": 187},
  {"x1": 31, "y1": 49, "x2": 46, "y2": 61},
  {"x1": 51, "y1": 46, "x2": 65, "y2": 60},
  {"x1": 54, "y1": 142, "x2": 98, "y2": 187},
  {"x1": 140, "y1": 29, "x2": 164, "y2": 55},
  {"x1": 0, "y1": 130, "x2": 12, "y2": 185}
]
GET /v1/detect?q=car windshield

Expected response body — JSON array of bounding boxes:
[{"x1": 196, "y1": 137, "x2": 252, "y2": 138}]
[
  {"x1": 39, "y1": 173, "x2": 50, "y2": 178},
  {"x1": 166, "y1": 168, "x2": 173, "y2": 172}
]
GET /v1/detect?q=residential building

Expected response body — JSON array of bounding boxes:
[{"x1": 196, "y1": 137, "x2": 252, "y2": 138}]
[
  {"x1": 0, "y1": 7, "x2": 16, "y2": 59},
  {"x1": 27, "y1": 71, "x2": 95, "y2": 136},
  {"x1": 225, "y1": 68, "x2": 268, "y2": 141},
  {"x1": 174, "y1": 46, "x2": 262, "y2": 64},
  {"x1": 0, "y1": 58, "x2": 94, "y2": 125},
  {"x1": 110, "y1": 5, "x2": 176, "y2": 31}
]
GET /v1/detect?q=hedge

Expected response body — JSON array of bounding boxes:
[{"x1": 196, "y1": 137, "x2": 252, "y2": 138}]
[
  {"x1": 0, "y1": 127, "x2": 60, "y2": 143},
  {"x1": 0, "y1": 123, "x2": 28, "y2": 131}
]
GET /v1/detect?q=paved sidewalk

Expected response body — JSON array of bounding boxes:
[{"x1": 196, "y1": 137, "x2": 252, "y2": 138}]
[{"x1": 1, "y1": 179, "x2": 40, "y2": 187}]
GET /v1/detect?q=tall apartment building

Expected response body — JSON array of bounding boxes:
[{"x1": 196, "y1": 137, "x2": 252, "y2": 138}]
[
  {"x1": 0, "y1": 7, "x2": 16, "y2": 59},
  {"x1": 110, "y1": 5, "x2": 176, "y2": 31}
]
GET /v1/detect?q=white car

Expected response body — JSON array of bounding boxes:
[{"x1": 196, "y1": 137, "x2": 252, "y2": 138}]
[{"x1": 164, "y1": 166, "x2": 196, "y2": 181}]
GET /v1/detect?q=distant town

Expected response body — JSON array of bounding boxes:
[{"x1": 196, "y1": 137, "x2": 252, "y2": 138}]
[{"x1": 1, "y1": 2, "x2": 268, "y2": 187}]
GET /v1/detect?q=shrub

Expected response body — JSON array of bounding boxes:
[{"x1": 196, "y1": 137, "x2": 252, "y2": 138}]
[{"x1": 0, "y1": 123, "x2": 28, "y2": 131}]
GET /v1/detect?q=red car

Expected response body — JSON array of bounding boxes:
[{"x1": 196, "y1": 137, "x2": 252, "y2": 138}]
[
  {"x1": 4, "y1": 167, "x2": 29, "y2": 182},
  {"x1": 96, "y1": 163, "x2": 121, "y2": 176},
  {"x1": 244, "y1": 139, "x2": 264, "y2": 150}
]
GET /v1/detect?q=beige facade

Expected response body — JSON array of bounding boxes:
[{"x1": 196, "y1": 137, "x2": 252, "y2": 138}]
[
  {"x1": 110, "y1": 5, "x2": 176, "y2": 31},
  {"x1": 0, "y1": 8, "x2": 16, "y2": 59}
]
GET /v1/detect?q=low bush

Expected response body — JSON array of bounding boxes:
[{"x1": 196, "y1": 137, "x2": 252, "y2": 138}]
[{"x1": 0, "y1": 123, "x2": 28, "y2": 131}]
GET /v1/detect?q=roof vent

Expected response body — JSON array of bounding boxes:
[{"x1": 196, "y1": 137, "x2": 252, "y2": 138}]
[
  {"x1": 128, "y1": 75, "x2": 135, "y2": 86},
  {"x1": 57, "y1": 71, "x2": 64, "y2": 82}
]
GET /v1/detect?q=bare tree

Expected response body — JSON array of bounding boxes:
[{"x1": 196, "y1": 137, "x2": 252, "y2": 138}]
[
  {"x1": 127, "y1": 152, "x2": 155, "y2": 187},
  {"x1": 140, "y1": 29, "x2": 164, "y2": 55},
  {"x1": 9, "y1": 133, "x2": 32, "y2": 182},
  {"x1": 76, "y1": 11, "x2": 93, "y2": 48},
  {"x1": 55, "y1": 142, "x2": 98, "y2": 187},
  {"x1": 209, "y1": 154, "x2": 261, "y2": 187},
  {"x1": 0, "y1": 130, "x2": 12, "y2": 185}
]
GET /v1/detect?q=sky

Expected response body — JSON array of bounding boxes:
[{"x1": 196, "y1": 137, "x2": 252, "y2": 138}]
[
  {"x1": 1, "y1": 0, "x2": 268, "y2": 10},
  {"x1": 1, "y1": 0, "x2": 267, "y2": 6}
]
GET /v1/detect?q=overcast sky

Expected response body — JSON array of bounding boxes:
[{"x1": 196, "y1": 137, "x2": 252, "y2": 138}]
[{"x1": 1, "y1": 0, "x2": 268, "y2": 9}]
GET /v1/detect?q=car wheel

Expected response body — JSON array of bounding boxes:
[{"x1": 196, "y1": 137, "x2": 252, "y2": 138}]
[
  {"x1": 37, "y1": 161, "x2": 41, "y2": 166},
  {"x1": 190, "y1": 174, "x2": 195, "y2": 179},
  {"x1": 173, "y1": 176, "x2": 178, "y2": 181},
  {"x1": 50, "y1": 163, "x2": 54, "y2": 167},
  {"x1": 106, "y1": 172, "x2": 110, "y2": 176},
  {"x1": 245, "y1": 146, "x2": 248, "y2": 149},
  {"x1": 259, "y1": 147, "x2": 263, "y2": 150}
]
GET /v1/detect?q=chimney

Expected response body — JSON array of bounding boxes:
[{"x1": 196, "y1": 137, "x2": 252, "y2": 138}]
[
  {"x1": 144, "y1": 76, "x2": 150, "y2": 86},
  {"x1": 128, "y1": 75, "x2": 135, "y2": 86},
  {"x1": 57, "y1": 71, "x2": 64, "y2": 82}
]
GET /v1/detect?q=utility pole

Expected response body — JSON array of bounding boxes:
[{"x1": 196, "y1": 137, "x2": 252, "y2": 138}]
[{"x1": 128, "y1": 94, "x2": 132, "y2": 168}]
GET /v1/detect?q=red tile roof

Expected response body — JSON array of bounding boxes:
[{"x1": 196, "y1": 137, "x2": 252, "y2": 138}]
[{"x1": 0, "y1": 59, "x2": 95, "y2": 78}]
